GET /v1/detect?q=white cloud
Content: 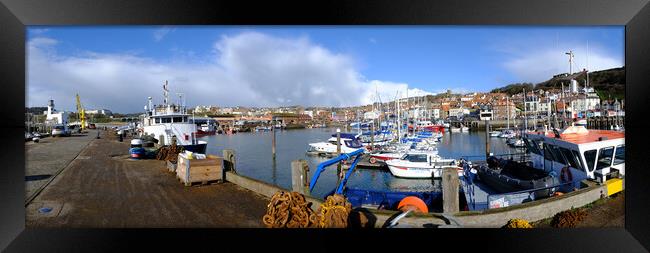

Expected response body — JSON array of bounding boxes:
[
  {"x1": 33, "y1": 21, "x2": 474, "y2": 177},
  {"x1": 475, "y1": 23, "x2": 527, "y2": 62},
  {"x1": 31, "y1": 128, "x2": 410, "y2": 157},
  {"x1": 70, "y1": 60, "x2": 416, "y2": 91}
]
[
  {"x1": 27, "y1": 32, "x2": 439, "y2": 113},
  {"x1": 502, "y1": 45, "x2": 623, "y2": 83},
  {"x1": 153, "y1": 27, "x2": 175, "y2": 42}
]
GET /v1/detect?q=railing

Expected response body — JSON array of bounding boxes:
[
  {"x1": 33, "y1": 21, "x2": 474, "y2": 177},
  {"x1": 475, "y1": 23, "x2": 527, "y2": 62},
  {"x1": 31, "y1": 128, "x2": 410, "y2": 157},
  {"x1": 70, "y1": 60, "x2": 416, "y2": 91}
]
[
  {"x1": 308, "y1": 149, "x2": 365, "y2": 195},
  {"x1": 460, "y1": 162, "x2": 477, "y2": 210},
  {"x1": 458, "y1": 152, "x2": 530, "y2": 163},
  {"x1": 485, "y1": 180, "x2": 577, "y2": 209}
]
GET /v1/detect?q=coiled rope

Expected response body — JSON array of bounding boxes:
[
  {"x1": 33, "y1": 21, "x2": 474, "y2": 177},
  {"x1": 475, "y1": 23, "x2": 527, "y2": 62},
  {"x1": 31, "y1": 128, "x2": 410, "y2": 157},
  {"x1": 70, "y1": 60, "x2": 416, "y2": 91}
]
[{"x1": 262, "y1": 191, "x2": 352, "y2": 228}]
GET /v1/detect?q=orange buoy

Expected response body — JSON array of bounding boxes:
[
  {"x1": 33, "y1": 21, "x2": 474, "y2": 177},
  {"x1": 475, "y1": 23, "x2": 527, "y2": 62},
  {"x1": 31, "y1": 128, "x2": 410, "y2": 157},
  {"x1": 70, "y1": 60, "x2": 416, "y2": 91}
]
[{"x1": 397, "y1": 196, "x2": 428, "y2": 213}]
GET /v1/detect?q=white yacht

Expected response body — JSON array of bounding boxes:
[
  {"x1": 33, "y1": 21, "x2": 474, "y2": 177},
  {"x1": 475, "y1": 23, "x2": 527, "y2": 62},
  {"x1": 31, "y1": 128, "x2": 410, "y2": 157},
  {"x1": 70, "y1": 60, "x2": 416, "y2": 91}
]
[
  {"x1": 386, "y1": 150, "x2": 460, "y2": 178},
  {"x1": 499, "y1": 129, "x2": 516, "y2": 138},
  {"x1": 307, "y1": 133, "x2": 366, "y2": 155},
  {"x1": 138, "y1": 81, "x2": 208, "y2": 154}
]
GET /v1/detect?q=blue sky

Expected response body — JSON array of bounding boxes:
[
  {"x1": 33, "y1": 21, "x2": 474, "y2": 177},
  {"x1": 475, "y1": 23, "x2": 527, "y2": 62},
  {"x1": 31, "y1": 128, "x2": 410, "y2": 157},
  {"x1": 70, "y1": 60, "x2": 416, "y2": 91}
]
[{"x1": 27, "y1": 26, "x2": 624, "y2": 113}]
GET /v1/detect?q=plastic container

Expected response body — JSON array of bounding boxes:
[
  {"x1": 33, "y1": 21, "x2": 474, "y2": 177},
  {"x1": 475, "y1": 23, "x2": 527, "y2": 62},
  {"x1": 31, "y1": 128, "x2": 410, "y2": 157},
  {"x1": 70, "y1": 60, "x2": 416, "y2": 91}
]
[
  {"x1": 130, "y1": 139, "x2": 143, "y2": 148},
  {"x1": 129, "y1": 147, "x2": 145, "y2": 159}
]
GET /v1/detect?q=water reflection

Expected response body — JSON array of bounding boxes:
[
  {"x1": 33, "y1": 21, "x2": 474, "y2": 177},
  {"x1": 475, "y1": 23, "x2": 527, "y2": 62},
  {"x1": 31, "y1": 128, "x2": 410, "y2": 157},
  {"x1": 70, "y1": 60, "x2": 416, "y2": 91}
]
[{"x1": 200, "y1": 128, "x2": 517, "y2": 199}]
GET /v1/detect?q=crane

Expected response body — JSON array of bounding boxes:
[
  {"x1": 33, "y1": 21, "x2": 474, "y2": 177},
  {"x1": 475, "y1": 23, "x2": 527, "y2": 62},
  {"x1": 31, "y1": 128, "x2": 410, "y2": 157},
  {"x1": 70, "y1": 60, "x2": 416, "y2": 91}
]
[{"x1": 76, "y1": 93, "x2": 86, "y2": 131}]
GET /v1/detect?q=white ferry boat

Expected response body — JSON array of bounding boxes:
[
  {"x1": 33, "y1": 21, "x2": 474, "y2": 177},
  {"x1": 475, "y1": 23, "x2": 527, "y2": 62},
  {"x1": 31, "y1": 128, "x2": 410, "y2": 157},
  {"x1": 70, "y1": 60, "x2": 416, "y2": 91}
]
[{"x1": 138, "y1": 81, "x2": 207, "y2": 154}]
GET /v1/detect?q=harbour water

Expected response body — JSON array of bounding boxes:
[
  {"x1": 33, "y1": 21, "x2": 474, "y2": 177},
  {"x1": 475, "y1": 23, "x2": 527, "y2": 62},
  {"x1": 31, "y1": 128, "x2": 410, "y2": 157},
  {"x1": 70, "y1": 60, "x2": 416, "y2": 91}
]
[{"x1": 199, "y1": 128, "x2": 520, "y2": 198}]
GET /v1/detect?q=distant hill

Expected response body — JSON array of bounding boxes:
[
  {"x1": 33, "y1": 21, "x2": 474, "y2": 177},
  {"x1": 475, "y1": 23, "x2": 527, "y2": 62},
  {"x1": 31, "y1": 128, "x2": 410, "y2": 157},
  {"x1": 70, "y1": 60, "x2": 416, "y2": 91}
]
[
  {"x1": 490, "y1": 83, "x2": 534, "y2": 95},
  {"x1": 492, "y1": 67, "x2": 624, "y2": 100},
  {"x1": 25, "y1": 107, "x2": 47, "y2": 115}
]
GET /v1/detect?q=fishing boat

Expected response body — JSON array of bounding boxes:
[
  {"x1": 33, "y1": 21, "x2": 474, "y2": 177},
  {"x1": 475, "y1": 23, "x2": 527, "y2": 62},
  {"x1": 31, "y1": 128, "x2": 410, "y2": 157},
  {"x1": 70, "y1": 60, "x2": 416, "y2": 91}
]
[
  {"x1": 476, "y1": 156, "x2": 560, "y2": 198},
  {"x1": 385, "y1": 150, "x2": 461, "y2": 178},
  {"x1": 307, "y1": 133, "x2": 366, "y2": 155},
  {"x1": 308, "y1": 150, "x2": 468, "y2": 221},
  {"x1": 139, "y1": 81, "x2": 208, "y2": 154},
  {"x1": 523, "y1": 125, "x2": 624, "y2": 183}
]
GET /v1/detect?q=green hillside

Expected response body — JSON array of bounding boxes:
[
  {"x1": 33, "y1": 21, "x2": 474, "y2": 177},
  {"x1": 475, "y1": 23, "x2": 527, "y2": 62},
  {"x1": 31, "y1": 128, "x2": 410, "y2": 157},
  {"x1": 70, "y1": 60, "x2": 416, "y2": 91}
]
[{"x1": 492, "y1": 67, "x2": 624, "y2": 100}]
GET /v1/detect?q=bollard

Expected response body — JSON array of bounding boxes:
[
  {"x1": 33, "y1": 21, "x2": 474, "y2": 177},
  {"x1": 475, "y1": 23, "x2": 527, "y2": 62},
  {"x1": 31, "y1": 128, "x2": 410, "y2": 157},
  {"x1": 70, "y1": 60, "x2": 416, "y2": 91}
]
[
  {"x1": 223, "y1": 149, "x2": 236, "y2": 182},
  {"x1": 442, "y1": 167, "x2": 460, "y2": 214},
  {"x1": 96, "y1": 131, "x2": 100, "y2": 139},
  {"x1": 291, "y1": 160, "x2": 309, "y2": 195},
  {"x1": 272, "y1": 124, "x2": 276, "y2": 160}
]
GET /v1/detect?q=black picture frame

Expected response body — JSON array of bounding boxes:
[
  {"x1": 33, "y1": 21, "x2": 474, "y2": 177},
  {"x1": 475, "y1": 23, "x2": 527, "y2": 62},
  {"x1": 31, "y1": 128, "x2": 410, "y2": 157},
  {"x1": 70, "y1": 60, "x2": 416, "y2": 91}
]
[{"x1": 1, "y1": 0, "x2": 649, "y2": 252}]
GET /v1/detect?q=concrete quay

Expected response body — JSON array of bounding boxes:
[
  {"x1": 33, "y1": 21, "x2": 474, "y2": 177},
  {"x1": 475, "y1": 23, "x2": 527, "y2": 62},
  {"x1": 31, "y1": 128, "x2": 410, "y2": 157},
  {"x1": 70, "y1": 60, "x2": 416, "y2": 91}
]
[{"x1": 26, "y1": 129, "x2": 269, "y2": 228}]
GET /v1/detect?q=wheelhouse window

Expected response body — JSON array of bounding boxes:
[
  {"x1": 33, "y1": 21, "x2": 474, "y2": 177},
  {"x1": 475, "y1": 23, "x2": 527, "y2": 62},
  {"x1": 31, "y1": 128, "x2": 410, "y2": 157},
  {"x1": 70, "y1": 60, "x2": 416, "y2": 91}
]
[
  {"x1": 524, "y1": 139, "x2": 542, "y2": 155},
  {"x1": 559, "y1": 147, "x2": 580, "y2": 169},
  {"x1": 596, "y1": 146, "x2": 615, "y2": 170},
  {"x1": 549, "y1": 145, "x2": 568, "y2": 164},
  {"x1": 155, "y1": 118, "x2": 161, "y2": 124},
  {"x1": 173, "y1": 117, "x2": 183, "y2": 123},
  {"x1": 402, "y1": 154, "x2": 428, "y2": 163},
  {"x1": 161, "y1": 117, "x2": 172, "y2": 123},
  {"x1": 584, "y1": 149, "x2": 598, "y2": 172},
  {"x1": 614, "y1": 145, "x2": 625, "y2": 165},
  {"x1": 571, "y1": 150, "x2": 585, "y2": 171}
]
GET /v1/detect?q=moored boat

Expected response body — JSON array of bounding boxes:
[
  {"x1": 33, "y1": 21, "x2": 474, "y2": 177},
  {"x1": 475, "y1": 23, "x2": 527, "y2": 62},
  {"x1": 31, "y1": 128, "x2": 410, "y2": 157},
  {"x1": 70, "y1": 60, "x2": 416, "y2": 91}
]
[
  {"x1": 386, "y1": 150, "x2": 460, "y2": 178},
  {"x1": 139, "y1": 81, "x2": 208, "y2": 154},
  {"x1": 476, "y1": 156, "x2": 560, "y2": 198},
  {"x1": 307, "y1": 132, "x2": 366, "y2": 155}
]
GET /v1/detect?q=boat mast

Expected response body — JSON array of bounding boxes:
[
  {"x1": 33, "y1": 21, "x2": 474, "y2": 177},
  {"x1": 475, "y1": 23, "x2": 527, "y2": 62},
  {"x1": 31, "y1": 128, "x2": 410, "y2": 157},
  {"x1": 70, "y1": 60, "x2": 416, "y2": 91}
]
[
  {"x1": 523, "y1": 88, "x2": 527, "y2": 133},
  {"x1": 506, "y1": 96, "x2": 510, "y2": 129},
  {"x1": 397, "y1": 92, "x2": 401, "y2": 143}
]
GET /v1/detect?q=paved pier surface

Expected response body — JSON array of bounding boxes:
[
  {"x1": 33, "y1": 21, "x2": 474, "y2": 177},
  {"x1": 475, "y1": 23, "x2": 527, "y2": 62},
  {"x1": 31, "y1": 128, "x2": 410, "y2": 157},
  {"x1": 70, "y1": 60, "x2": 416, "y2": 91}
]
[
  {"x1": 26, "y1": 130, "x2": 268, "y2": 228},
  {"x1": 25, "y1": 131, "x2": 97, "y2": 201}
]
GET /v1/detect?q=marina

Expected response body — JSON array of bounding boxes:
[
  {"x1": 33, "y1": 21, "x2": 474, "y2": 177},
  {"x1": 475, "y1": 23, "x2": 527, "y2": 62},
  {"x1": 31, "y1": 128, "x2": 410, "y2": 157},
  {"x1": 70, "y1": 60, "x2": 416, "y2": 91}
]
[{"x1": 22, "y1": 27, "x2": 626, "y2": 229}]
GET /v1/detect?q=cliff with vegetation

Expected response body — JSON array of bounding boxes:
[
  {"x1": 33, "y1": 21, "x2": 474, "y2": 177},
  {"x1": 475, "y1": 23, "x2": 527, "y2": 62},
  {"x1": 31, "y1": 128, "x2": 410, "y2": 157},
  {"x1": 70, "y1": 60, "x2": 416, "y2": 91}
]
[{"x1": 492, "y1": 67, "x2": 624, "y2": 100}]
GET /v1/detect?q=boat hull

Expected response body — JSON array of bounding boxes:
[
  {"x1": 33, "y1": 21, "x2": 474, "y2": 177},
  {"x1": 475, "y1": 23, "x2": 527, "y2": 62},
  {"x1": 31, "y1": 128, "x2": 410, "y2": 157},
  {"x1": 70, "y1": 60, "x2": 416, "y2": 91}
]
[
  {"x1": 387, "y1": 164, "x2": 463, "y2": 178},
  {"x1": 181, "y1": 142, "x2": 208, "y2": 154}
]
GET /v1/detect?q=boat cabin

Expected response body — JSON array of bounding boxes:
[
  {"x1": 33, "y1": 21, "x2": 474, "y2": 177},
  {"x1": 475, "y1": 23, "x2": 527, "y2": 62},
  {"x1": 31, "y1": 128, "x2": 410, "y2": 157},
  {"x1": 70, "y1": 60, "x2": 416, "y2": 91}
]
[
  {"x1": 144, "y1": 114, "x2": 189, "y2": 126},
  {"x1": 328, "y1": 133, "x2": 364, "y2": 148},
  {"x1": 523, "y1": 126, "x2": 624, "y2": 183}
]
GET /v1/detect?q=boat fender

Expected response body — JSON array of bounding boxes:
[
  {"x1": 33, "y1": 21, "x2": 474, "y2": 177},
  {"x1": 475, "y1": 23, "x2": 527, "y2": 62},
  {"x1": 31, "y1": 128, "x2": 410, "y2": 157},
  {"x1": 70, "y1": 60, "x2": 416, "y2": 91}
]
[
  {"x1": 560, "y1": 166, "x2": 573, "y2": 183},
  {"x1": 397, "y1": 196, "x2": 428, "y2": 213},
  {"x1": 369, "y1": 157, "x2": 377, "y2": 164}
]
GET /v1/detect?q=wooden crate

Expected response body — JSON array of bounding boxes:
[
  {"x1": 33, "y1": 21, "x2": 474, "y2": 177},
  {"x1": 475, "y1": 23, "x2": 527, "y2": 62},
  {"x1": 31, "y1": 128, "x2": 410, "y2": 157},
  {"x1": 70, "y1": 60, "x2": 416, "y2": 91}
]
[{"x1": 176, "y1": 153, "x2": 223, "y2": 186}]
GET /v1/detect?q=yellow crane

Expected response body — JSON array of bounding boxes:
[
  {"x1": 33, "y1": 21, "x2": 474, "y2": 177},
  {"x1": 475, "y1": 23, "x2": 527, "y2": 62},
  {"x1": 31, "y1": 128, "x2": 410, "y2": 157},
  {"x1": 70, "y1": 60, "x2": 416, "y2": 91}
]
[{"x1": 76, "y1": 93, "x2": 86, "y2": 131}]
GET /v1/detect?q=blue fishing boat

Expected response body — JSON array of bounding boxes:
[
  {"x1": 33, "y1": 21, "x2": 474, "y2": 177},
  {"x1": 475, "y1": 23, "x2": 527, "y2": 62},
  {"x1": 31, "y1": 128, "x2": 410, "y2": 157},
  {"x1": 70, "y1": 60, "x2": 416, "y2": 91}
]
[{"x1": 308, "y1": 149, "x2": 468, "y2": 215}]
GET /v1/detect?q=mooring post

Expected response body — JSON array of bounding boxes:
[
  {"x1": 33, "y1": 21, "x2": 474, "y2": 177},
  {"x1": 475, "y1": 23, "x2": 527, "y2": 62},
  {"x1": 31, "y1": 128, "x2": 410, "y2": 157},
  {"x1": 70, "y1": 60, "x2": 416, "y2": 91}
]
[
  {"x1": 291, "y1": 160, "x2": 309, "y2": 195},
  {"x1": 442, "y1": 167, "x2": 460, "y2": 214},
  {"x1": 371, "y1": 124, "x2": 375, "y2": 148},
  {"x1": 272, "y1": 119, "x2": 276, "y2": 160},
  {"x1": 485, "y1": 120, "x2": 490, "y2": 161},
  {"x1": 336, "y1": 128, "x2": 342, "y2": 181},
  {"x1": 223, "y1": 149, "x2": 236, "y2": 182}
]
